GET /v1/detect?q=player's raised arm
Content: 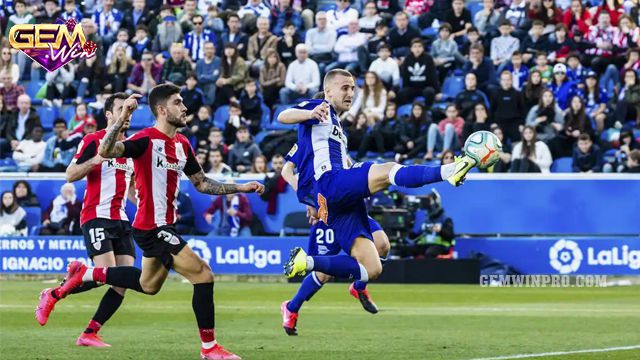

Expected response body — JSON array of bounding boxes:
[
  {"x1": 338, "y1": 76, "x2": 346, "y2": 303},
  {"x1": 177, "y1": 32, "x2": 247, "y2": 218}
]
[
  {"x1": 278, "y1": 102, "x2": 329, "y2": 124},
  {"x1": 188, "y1": 171, "x2": 265, "y2": 195},
  {"x1": 98, "y1": 94, "x2": 141, "y2": 158}
]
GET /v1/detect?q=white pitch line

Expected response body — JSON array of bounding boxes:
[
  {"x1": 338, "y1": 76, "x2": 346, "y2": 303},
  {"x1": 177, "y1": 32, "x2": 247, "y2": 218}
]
[{"x1": 466, "y1": 345, "x2": 640, "y2": 360}]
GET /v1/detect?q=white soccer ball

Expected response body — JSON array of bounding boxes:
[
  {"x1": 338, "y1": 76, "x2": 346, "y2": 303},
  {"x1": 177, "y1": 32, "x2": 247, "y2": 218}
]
[{"x1": 464, "y1": 130, "x2": 503, "y2": 168}]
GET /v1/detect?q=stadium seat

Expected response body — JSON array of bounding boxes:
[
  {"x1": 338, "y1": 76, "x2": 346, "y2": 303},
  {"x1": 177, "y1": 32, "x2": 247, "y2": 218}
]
[
  {"x1": 213, "y1": 105, "x2": 229, "y2": 129},
  {"x1": 24, "y1": 207, "x2": 41, "y2": 236},
  {"x1": 280, "y1": 211, "x2": 311, "y2": 236},
  {"x1": 441, "y1": 76, "x2": 464, "y2": 101},
  {"x1": 62, "y1": 106, "x2": 76, "y2": 122},
  {"x1": 268, "y1": 105, "x2": 295, "y2": 130},
  {"x1": 260, "y1": 103, "x2": 271, "y2": 128},
  {"x1": 37, "y1": 106, "x2": 59, "y2": 130},
  {"x1": 25, "y1": 80, "x2": 45, "y2": 99},
  {"x1": 397, "y1": 104, "x2": 412, "y2": 118},
  {"x1": 467, "y1": 2, "x2": 484, "y2": 19},
  {"x1": 130, "y1": 104, "x2": 155, "y2": 129},
  {"x1": 551, "y1": 157, "x2": 574, "y2": 173}
]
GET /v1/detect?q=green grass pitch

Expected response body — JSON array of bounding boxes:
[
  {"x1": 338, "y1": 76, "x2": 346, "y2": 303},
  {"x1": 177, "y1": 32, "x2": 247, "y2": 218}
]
[{"x1": 1, "y1": 280, "x2": 639, "y2": 360}]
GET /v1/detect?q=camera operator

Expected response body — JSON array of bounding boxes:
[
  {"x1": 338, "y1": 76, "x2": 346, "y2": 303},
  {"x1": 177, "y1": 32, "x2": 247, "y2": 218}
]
[{"x1": 411, "y1": 189, "x2": 455, "y2": 258}]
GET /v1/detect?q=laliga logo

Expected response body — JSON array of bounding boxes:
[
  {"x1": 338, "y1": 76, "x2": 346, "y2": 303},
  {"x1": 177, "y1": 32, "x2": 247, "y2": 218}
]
[
  {"x1": 187, "y1": 239, "x2": 212, "y2": 264},
  {"x1": 8, "y1": 18, "x2": 96, "y2": 72},
  {"x1": 549, "y1": 239, "x2": 583, "y2": 274}
]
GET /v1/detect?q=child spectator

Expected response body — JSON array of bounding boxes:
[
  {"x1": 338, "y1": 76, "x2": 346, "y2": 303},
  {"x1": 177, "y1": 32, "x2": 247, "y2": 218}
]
[
  {"x1": 531, "y1": 52, "x2": 553, "y2": 84},
  {"x1": 40, "y1": 119, "x2": 76, "y2": 172},
  {"x1": 622, "y1": 149, "x2": 640, "y2": 173},
  {"x1": 505, "y1": 51, "x2": 529, "y2": 91},
  {"x1": 572, "y1": 133, "x2": 603, "y2": 173},
  {"x1": 0, "y1": 191, "x2": 27, "y2": 236},
  {"x1": 548, "y1": 24, "x2": 576, "y2": 62},
  {"x1": 510, "y1": 125, "x2": 553, "y2": 173},
  {"x1": 474, "y1": 0, "x2": 501, "y2": 37},
  {"x1": 520, "y1": 21, "x2": 549, "y2": 65},
  {"x1": 548, "y1": 63, "x2": 579, "y2": 110},
  {"x1": 228, "y1": 126, "x2": 262, "y2": 173},
  {"x1": 460, "y1": 27, "x2": 482, "y2": 58},
  {"x1": 276, "y1": 22, "x2": 300, "y2": 67},
  {"x1": 68, "y1": 102, "x2": 95, "y2": 135},
  {"x1": 188, "y1": 105, "x2": 213, "y2": 145},
  {"x1": 223, "y1": 102, "x2": 251, "y2": 145},
  {"x1": 431, "y1": 23, "x2": 465, "y2": 85},
  {"x1": 205, "y1": 127, "x2": 228, "y2": 161},
  {"x1": 491, "y1": 20, "x2": 520, "y2": 67},
  {"x1": 583, "y1": 71, "x2": 609, "y2": 133},
  {"x1": 398, "y1": 39, "x2": 438, "y2": 106},
  {"x1": 239, "y1": 79, "x2": 263, "y2": 134},
  {"x1": 369, "y1": 43, "x2": 400, "y2": 89},
  {"x1": 130, "y1": 25, "x2": 153, "y2": 62},
  {"x1": 462, "y1": 44, "x2": 496, "y2": 94},
  {"x1": 40, "y1": 182, "x2": 82, "y2": 235},
  {"x1": 426, "y1": 104, "x2": 464, "y2": 160}
]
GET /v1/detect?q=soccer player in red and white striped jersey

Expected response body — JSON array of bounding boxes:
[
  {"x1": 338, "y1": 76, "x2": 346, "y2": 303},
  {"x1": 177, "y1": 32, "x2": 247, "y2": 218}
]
[
  {"x1": 45, "y1": 84, "x2": 264, "y2": 360},
  {"x1": 35, "y1": 93, "x2": 138, "y2": 348}
]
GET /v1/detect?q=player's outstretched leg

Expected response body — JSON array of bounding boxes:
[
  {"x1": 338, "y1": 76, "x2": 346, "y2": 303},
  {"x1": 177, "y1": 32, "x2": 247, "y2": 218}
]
[
  {"x1": 350, "y1": 228, "x2": 390, "y2": 314},
  {"x1": 35, "y1": 261, "x2": 88, "y2": 326},
  {"x1": 284, "y1": 248, "x2": 374, "y2": 281},
  {"x1": 281, "y1": 271, "x2": 329, "y2": 336}
]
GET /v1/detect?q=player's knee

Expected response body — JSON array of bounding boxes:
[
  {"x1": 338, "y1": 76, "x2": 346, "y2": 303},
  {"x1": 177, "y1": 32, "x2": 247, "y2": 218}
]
[
  {"x1": 365, "y1": 261, "x2": 383, "y2": 280},
  {"x1": 140, "y1": 281, "x2": 162, "y2": 295},
  {"x1": 111, "y1": 286, "x2": 126, "y2": 296},
  {"x1": 315, "y1": 272, "x2": 333, "y2": 284},
  {"x1": 376, "y1": 238, "x2": 390, "y2": 258},
  {"x1": 189, "y1": 260, "x2": 214, "y2": 284}
]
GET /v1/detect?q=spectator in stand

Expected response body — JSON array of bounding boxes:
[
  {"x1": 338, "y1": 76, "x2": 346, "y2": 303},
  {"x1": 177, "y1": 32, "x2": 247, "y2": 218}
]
[
  {"x1": 360, "y1": 21, "x2": 390, "y2": 73},
  {"x1": 239, "y1": 79, "x2": 263, "y2": 134},
  {"x1": 531, "y1": 51, "x2": 553, "y2": 84},
  {"x1": 369, "y1": 43, "x2": 400, "y2": 90},
  {"x1": 563, "y1": 0, "x2": 592, "y2": 38},
  {"x1": 271, "y1": 0, "x2": 302, "y2": 36},
  {"x1": 548, "y1": 63, "x2": 578, "y2": 110},
  {"x1": 80, "y1": 18, "x2": 104, "y2": 60},
  {"x1": 491, "y1": 20, "x2": 520, "y2": 68},
  {"x1": 445, "y1": 0, "x2": 473, "y2": 42},
  {"x1": 573, "y1": 133, "x2": 603, "y2": 173},
  {"x1": 74, "y1": 51, "x2": 104, "y2": 102},
  {"x1": 238, "y1": 0, "x2": 271, "y2": 29},
  {"x1": 276, "y1": 22, "x2": 300, "y2": 67},
  {"x1": 548, "y1": 24, "x2": 576, "y2": 63},
  {"x1": 105, "y1": 46, "x2": 132, "y2": 93},
  {"x1": 280, "y1": 44, "x2": 320, "y2": 104},
  {"x1": 585, "y1": 12, "x2": 620, "y2": 74},
  {"x1": 615, "y1": 69, "x2": 640, "y2": 125},
  {"x1": 181, "y1": 74, "x2": 205, "y2": 118},
  {"x1": 247, "y1": 17, "x2": 278, "y2": 77},
  {"x1": 205, "y1": 127, "x2": 228, "y2": 161},
  {"x1": 520, "y1": 20, "x2": 549, "y2": 65},
  {"x1": 405, "y1": 0, "x2": 431, "y2": 18},
  {"x1": 529, "y1": 0, "x2": 563, "y2": 34},
  {"x1": 376, "y1": 0, "x2": 401, "y2": 23},
  {"x1": 127, "y1": 50, "x2": 162, "y2": 97},
  {"x1": 105, "y1": 29, "x2": 134, "y2": 66},
  {"x1": 474, "y1": 0, "x2": 501, "y2": 37},
  {"x1": 346, "y1": 112, "x2": 370, "y2": 151},
  {"x1": 4, "y1": 95, "x2": 41, "y2": 150},
  {"x1": 161, "y1": 43, "x2": 190, "y2": 86},
  {"x1": 184, "y1": 14, "x2": 218, "y2": 63},
  {"x1": 91, "y1": 0, "x2": 123, "y2": 48},
  {"x1": 223, "y1": 102, "x2": 251, "y2": 144},
  {"x1": 426, "y1": 103, "x2": 464, "y2": 160},
  {"x1": 510, "y1": 125, "x2": 553, "y2": 173},
  {"x1": 490, "y1": 125, "x2": 512, "y2": 172},
  {"x1": 455, "y1": 72, "x2": 490, "y2": 121},
  {"x1": 13, "y1": 180, "x2": 39, "y2": 207},
  {"x1": 614, "y1": 48, "x2": 640, "y2": 93},
  {"x1": 130, "y1": 25, "x2": 153, "y2": 63},
  {"x1": 491, "y1": 71, "x2": 525, "y2": 143},
  {"x1": 260, "y1": 49, "x2": 286, "y2": 108},
  {"x1": 388, "y1": 11, "x2": 421, "y2": 59},
  {"x1": 260, "y1": 154, "x2": 287, "y2": 214},
  {"x1": 123, "y1": 0, "x2": 151, "y2": 37},
  {"x1": 356, "y1": 102, "x2": 399, "y2": 159},
  {"x1": 187, "y1": 105, "x2": 213, "y2": 145},
  {"x1": 0, "y1": 48, "x2": 19, "y2": 84},
  {"x1": 305, "y1": 11, "x2": 337, "y2": 68},
  {"x1": 153, "y1": 12, "x2": 184, "y2": 54},
  {"x1": 0, "y1": 70, "x2": 24, "y2": 112},
  {"x1": 40, "y1": 182, "x2": 82, "y2": 235},
  {"x1": 623, "y1": 149, "x2": 640, "y2": 173},
  {"x1": 207, "y1": 149, "x2": 233, "y2": 175},
  {"x1": 525, "y1": 89, "x2": 564, "y2": 143},
  {"x1": 395, "y1": 102, "x2": 430, "y2": 161},
  {"x1": 460, "y1": 26, "x2": 482, "y2": 57},
  {"x1": 462, "y1": 44, "x2": 496, "y2": 94},
  {"x1": 0, "y1": 191, "x2": 27, "y2": 236},
  {"x1": 196, "y1": 150, "x2": 210, "y2": 173},
  {"x1": 566, "y1": 52, "x2": 589, "y2": 86},
  {"x1": 359, "y1": 1, "x2": 382, "y2": 34},
  {"x1": 60, "y1": 0, "x2": 82, "y2": 21},
  {"x1": 505, "y1": 51, "x2": 529, "y2": 91},
  {"x1": 40, "y1": 119, "x2": 76, "y2": 172},
  {"x1": 178, "y1": 0, "x2": 199, "y2": 31},
  {"x1": 346, "y1": 71, "x2": 387, "y2": 122},
  {"x1": 431, "y1": 23, "x2": 466, "y2": 85},
  {"x1": 463, "y1": 102, "x2": 492, "y2": 141},
  {"x1": 583, "y1": 71, "x2": 610, "y2": 133},
  {"x1": 216, "y1": 43, "x2": 247, "y2": 107},
  {"x1": 603, "y1": 130, "x2": 638, "y2": 172},
  {"x1": 250, "y1": 155, "x2": 268, "y2": 174},
  {"x1": 195, "y1": 42, "x2": 221, "y2": 105},
  {"x1": 5, "y1": 0, "x2": 35, "y2": 79},
  {"x1": 500, "y1": 0, "x2": 529, "y2": 38},
  {"x1": 0, "y1": 95, "x2": 13, "y2": 158},
  {"x1": 326, "y1": 20, "x2": 367, "y2": 74},
  {"x1": 228, "y1": 125, "x2": 261, "y2": 173},
  {"x1": 68, "y1": 103, "x2": 95, "y2": 135},
  {"x1": 222, "y1": 13, "x2": 249, "y2": 59},
  {"x1": 594, "y1": 0, "x2": 624, "y2": 27},
  {"x1": 326, "y1": 0, "x2": 359, "y2": 35},
  {"x1": 554, "y1": 95, "x2": 594, "y2": 158},
  {"x1": 175, "y1": 191, "x2": 196, "y2": 235},
  {"x1": 398, "y1": 38, "x2": 438, "y2": 106},
  {"x1": 204, "y1": 183, "x2": 253, "y2": 237}
]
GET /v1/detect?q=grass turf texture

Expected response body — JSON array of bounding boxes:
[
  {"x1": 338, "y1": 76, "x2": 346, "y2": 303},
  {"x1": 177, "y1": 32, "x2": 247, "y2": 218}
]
[{"x1": 1, "y1": 280, "x2": 639, "y2": 360}]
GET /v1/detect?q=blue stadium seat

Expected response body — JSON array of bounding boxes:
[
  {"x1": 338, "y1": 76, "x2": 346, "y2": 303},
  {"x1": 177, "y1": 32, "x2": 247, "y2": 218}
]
[
  {"x1": 62, "y1": 106, "x2": 76, "y2": 122},
  {"x1": 551, "y1": 157, "x2": 574, "y2": 173},
  {"x1": 441, "y1": 76, "x2": 464, "y2": 101},
  {"x1": 24, "y1": 207, "x2": 42, "y2": 236},
  {"x1": 214, "y1": 105, "x2": 229, "y2": 129},
  {"x1": 37, "y1": 106, "x2": 59, "y2": 130},
  {"x1": 130, "y1": 104, "x2": 155, "y2": 129},
  {"x1": 260, "y1": 103, "x2": 271, "y2": 128},
  {"x1": 467, "y1": 2, "x2": 484, "y2": 20},
  {"x1": 397, "y1": 104, "x2": 412, "y2": 118},
  {"x1": 25, "y1": 80, "x2": 45, "y2": 99},
  {"x1": 268, "y1": 105, "x2": 295, "y2": 130},
  {"x1": 253, "y1": 130, "x2": 270, "y2": 144},
  {"x1": 280, "y1": 212, "x2": 311, "y2": 236}
]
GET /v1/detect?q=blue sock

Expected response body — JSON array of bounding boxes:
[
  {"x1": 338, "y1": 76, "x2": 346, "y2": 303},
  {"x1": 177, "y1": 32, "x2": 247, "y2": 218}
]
[
  {"x1": 353, "y1": 256, "x2": 387, "y2": 291},
  {"x1": 390, "y1": 164, "x2": 442, "y2": 188},
  {"x1": 287, "y1": 272, "x2": 323, "y2": 313},
  {"x1": 310, "y1": 255, "x2": 367, "y2": 281}
]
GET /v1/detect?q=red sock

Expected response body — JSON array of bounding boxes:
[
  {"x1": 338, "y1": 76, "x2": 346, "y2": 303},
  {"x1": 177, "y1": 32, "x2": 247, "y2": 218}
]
[
  {"x1": 199, "y1": 328, "x2": 215, "y2": 343},
  {"x1": 84, "y1": 319, "x2": 102, "y2": 334},
  {"x1": 93, "y1": 268, "x2": 107, "y2": 283}
]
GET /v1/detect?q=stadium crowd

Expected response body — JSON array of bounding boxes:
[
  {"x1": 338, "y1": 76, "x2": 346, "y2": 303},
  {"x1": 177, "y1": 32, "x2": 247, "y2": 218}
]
[{"x1": 0, "y1": 0, "x2": 640, "y2": 175}]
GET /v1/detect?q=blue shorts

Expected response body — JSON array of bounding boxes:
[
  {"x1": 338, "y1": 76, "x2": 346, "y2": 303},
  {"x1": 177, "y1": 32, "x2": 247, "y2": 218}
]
[
  {"x1": 315, "y1": 161, "x2": 373, "y2": 215},
  {"x1": 307, "y1": 210, "x2": 382, "y2": 256}
]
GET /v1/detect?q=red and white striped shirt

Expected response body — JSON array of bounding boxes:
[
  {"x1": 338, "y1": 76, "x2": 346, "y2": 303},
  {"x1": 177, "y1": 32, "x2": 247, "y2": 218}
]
[
  {"x1": 122, "y1": 127, "x2": 201, "y2": 231},
  {"x1": 585, "y1": 25, "x2": 619, "y2": 57},
  {"x1": 73, "y1": 129, "x2": 134, "y2": 226}
]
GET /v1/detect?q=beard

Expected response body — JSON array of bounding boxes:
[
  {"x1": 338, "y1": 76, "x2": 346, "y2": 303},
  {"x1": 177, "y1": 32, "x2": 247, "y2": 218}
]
[{"x1": 167, "y1": 112, "x2": 186, "y2": 128}]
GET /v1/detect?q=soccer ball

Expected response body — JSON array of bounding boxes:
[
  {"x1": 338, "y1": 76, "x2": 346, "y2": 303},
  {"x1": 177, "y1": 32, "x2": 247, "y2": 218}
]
[{"x1": 464, "y1": 130, "x2": 502, "y2": 168}]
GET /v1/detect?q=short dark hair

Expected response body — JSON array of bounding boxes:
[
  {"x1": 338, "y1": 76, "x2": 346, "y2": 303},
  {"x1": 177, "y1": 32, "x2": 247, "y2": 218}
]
[
  {"x1": 272, "y1": 153, "x2": 284, "y2": 160},
  {"x1": 377, "y1": 43, "x2": 390, "y2": 52},
  {"x1": 210, "y1": 148, "x2": 222, "y2": 156},
  {"x1": 467, "y1": 26, "x2": 479, "y2": 34},
  {"x1": 210, "y1": 127, "x2": 222, "y2": 133},
  {"x1": 186, "y1": 72, "x2": 197, "y2": 81},
  {"x1": 511, "y1": 51, "x2": 522, "y2": 57},
  {"x1": 227, "y1": 12, "x2": 240, "y2": 21},
  {"x1": 283, "y1": 21, "x2": 295, "y2": 28},
  {"x1": 439, "y1": 22, "x2": 453, "y2": 33},
  {"x1": 149, "y1": 84, "x2": 181, "y2": 117},
  {"x1": 578, "y1": 133, "x2": 592, "y2": 142},
  {"x1": 410, "y1": 38, "x2": 423, "y2": 46},
  {"x1": 470, "y1": 43, "x2": 484, "y2": 53},
  {"x1": 104, "y1": 92, "x2": 128, "y2": 115},
  {"x1": 136, "y1": 24, "x2": 149, "y2": 33},
  {"x1": 536, "y1": 51, "x2": 547, "y2": 58},
  {"x1": 532, "y1": 19, "x2": 544, "y2": 27},
  {"x1": 555, "y1": 23, "x2": 568, "y2": 33},
  {"x1": 192, "y1": 14, "x2": 204, "y2": 22},
  {"x1": 14, "y1": 0, "x2": 26, "y2": 7},
  {"x1": 245, "y1": 77, "x2": 256, "y2": 85},
  {"x1": 53, "y1": 119, "x2": 67, "y2": 127},
  {"x1": 229, "y1": 101, "x2": 241, "y2": 110}
]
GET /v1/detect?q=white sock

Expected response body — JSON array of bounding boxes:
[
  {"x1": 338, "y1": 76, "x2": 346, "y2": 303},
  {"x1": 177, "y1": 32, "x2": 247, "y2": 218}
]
[
  {"x1": 81, "y1": 267, "x2": 94, "y2": 282},
  {"x1": 358, "y1": 264, "x2": 369, "y2": 282},
  {"x1": 388, "y1": 164, "x2": 403, "y2": 186},
  {"x1": 202, "y1": 340, "x2": 217, "y2": 350},
  {"x1": 441, "y1": 163, "x2": 456, "y2": 180},
  {"x1": 306, "y1": 256, "x2": 314, "y2": 272}
]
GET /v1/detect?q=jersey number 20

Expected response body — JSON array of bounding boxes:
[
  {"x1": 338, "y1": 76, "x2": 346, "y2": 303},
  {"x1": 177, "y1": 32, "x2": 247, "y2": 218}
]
[{"x1": 315, "y1": 228, "x2": 334, "y2": 244}]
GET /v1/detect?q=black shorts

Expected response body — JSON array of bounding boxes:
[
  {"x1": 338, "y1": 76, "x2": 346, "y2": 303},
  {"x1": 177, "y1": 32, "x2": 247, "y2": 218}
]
[
  {"x1": 132, "y1": 225, "x2": 188, "y2": 269},
  {"x1": 81, "y1": 218, "x2": 136, "y2": 259}
]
